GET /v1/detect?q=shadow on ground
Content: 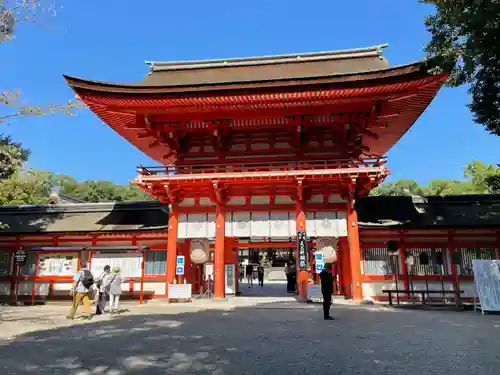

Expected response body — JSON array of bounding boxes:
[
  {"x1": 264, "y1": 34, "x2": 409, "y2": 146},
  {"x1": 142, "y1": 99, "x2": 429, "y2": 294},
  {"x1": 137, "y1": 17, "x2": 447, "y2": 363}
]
[{"x1": 0, "y1": 300, "x2": 499, "y2": 375}]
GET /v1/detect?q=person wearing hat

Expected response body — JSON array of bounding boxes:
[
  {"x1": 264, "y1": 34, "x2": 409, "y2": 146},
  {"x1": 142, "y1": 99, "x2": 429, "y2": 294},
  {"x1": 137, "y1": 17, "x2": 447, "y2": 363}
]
[{"x1": 104, "y1": 267, "x2": 123, "y2": 314}]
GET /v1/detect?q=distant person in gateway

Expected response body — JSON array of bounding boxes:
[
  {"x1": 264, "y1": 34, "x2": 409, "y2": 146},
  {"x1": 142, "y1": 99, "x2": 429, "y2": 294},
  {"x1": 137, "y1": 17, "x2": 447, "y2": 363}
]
[
  {"x1": 257, "y1": 264, "x2": 264, "y2": 287},
  {"x1": 319, "y1": 263, "x2": 335, "y2": 320},
  {"x1": 245, "y1": 263, "x2": 254, "y2": 287}
]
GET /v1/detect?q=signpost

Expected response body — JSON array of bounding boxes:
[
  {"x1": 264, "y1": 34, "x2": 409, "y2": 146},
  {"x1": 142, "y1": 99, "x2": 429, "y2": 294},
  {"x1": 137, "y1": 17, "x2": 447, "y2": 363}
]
[
  {"x1": 13, "y1": 248, "x2": 27, "y2": 305},
  {"x1": 175, "y1": 255, "x2": 185, "y2": 276},
  {"x1": 297, "y1": 231, "x2": 308, "y2": 270},
  {"x1": 314, "y1": 252, "x2": 325, "y2": 273}
]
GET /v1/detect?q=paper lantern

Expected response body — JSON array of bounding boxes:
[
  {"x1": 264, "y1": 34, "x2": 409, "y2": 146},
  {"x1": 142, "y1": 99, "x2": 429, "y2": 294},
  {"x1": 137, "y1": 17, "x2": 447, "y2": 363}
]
[
  {"x1": 316, "y1": 237, "x2": 338, "y2": 263},
  {"x1": 190, "y1": 239, "x2": 210, "y2": 264}
]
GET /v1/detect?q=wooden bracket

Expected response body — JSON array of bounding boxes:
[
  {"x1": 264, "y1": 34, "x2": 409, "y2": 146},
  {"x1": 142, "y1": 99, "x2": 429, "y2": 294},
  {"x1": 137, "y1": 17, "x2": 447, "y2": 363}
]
[{"x1": 211, "y1": 181, "x2": 228, "y2": 206}]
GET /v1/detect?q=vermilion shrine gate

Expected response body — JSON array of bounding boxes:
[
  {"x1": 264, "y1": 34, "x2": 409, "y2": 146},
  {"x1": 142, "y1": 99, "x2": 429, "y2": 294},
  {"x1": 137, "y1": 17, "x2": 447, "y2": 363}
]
[{"x1": 65, "y1": 45, "x2": 446, "y2": 300}]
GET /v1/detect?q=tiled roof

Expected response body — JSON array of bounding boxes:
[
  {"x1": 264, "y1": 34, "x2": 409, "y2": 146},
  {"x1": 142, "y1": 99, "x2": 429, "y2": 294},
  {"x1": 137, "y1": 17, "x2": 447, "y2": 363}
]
[
  {"x1": 0, "y1": 201, "x2": 169, "y2": 234},
  {"x1": 357, "y1": 195, "x2": 500, "y2": 228},
  {"x1": 1, "y1": 194, "x2": 498, "y2": 235}
]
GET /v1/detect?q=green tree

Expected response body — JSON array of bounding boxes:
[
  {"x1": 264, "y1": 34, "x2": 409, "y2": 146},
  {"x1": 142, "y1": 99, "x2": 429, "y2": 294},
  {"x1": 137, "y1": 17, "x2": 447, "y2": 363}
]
[
  {"x1": 0, "y1": 170, "x2": 153, "y2": 205},
  {"x1": 485, "y1": 171, "x2": 500, "y2": 192},
  {"x1": 0, "y1": 169, "x2": 53, "y2": 205},
  {"x1": 423, "y1": 179, "x2": 478, "y2": 195},
  {"x1": 68, "y1": 180, "x2": 152, "y2": 203},
  {"x1": 0, "y1": 135, "x2": 29, "y2": 178},
  {"x1": 463, "y1": 159, "x2": 500, "y2": 193},
  {"x1": 421, "y1": 0, "x2": 500, "y2": 135},
  {"x1": 370, "y1": 179, "x2": 424, "y2": 196},
  {"x1": 53, "y1": 173, "x2": 79, "y2": 194},
  {"x1": 463, "y1": 159, "x2": 496, "y2": 193},
  {"x1": 370, "y1": 160, "x2": 500, "y2": 197}
]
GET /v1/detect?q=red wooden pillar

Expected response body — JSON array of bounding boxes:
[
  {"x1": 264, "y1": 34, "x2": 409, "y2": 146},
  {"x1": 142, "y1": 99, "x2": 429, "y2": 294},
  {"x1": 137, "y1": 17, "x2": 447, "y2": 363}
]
[
  {"x1": 139, "y1": 246, "x2": 145, "y2": 304},
  {"x1": 214, "y1": 204, "x2": 225, "y2": 298},
  {"x1": 448, "y1": 231, "x2": 459, "y2": 294},
  {"x1": 346, "y1": 193, "x2": 362, "y2": 300},
  {"x1": 166, "y1": 205, "x2": 179, "y2": 296},
  {"x1": 399, "y1": 231, "x2": 409, "y2": 298},
  {"x1": 31, "y1": 251, "x2": 39, "y2": 306},
  {"x1": 296, "y1": 199, "x2": 308, "y2": 300},
  {"x1": 184, "y1": 239, "x2": 192, "y2": 284}
]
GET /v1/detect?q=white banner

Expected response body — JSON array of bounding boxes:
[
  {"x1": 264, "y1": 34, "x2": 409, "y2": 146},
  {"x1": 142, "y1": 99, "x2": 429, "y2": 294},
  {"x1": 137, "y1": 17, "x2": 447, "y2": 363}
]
[
  {"x1": 307, "y1": 284, "x2": 323, "y2": 302},
  {"x1": 472, "y1": 259, "x2": 500, "y2": 312},
  {"x1": 91, "y1": 253, "x2": 142, "y2": 278},
  {"x1": 168, "y1": 284, "x2": 192, "y2": 299}
]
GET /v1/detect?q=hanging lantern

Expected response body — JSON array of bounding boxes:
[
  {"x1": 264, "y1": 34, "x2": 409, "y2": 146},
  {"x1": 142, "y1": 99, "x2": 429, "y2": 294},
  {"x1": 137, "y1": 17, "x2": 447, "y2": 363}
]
[
  {"x1": 190, "y1": 239, "x2": 210, "y2": 264},
  {"x1": 316, "y1": 237, "x2": 338, "y2": 263},
  {"x1": 387, "y1": 240, "x2": 399, "y2": 255}
]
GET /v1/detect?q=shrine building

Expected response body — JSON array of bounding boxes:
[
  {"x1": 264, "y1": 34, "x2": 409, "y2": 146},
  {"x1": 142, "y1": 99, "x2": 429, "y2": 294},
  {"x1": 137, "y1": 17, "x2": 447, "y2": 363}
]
[
  {"x1": 61, "y1": 44, "x2": 450, "y2": 301},
  {"x1": 0, "y1": 193, "x2": 499, "y2": 303}
]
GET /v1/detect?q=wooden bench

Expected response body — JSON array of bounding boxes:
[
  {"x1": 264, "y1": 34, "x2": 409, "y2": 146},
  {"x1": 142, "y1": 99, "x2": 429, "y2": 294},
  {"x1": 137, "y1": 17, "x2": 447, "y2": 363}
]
[{"x1": 382, "y1": 289, "x2": 464, "y2": 309}]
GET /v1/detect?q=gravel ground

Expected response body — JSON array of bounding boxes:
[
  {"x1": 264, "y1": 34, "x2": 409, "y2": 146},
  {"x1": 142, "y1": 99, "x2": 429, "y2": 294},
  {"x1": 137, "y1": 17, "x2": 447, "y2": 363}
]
[{"x1": 0, "y1": 296, "x2": 499, "y2": 375}]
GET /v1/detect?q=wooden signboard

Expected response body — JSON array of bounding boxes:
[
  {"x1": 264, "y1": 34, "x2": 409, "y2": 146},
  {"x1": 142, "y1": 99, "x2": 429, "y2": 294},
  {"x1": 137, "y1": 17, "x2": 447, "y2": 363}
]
[
  {"x1": 297, "y1": 231, "x2": 308, "y2": 270},
  {"x1": 14, "y1": 250, "x2": 27, "y2": 266}
]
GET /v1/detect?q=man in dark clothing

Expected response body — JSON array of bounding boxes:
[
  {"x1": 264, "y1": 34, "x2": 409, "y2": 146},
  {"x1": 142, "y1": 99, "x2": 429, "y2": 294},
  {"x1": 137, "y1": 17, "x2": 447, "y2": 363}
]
[
  {"x1": 245, "y1": 263, "x2": 254, "y2": 288},
  {"x1": 257, "y1": 265, "x2": 264, "y2": 287},
  {"x1": 319, "y1": 263, "x2": 334, "y2": 320}
]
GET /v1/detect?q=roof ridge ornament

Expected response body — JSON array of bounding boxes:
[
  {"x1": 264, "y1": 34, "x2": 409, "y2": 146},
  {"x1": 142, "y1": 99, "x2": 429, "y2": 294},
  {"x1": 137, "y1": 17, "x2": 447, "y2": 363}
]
[{"x1": 144, "y1": 44, "x2": 390, "y2": 72}]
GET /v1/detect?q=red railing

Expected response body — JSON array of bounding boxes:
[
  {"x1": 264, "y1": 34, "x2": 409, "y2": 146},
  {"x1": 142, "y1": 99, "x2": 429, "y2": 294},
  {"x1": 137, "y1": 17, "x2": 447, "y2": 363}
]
[{"x1": 137, "y1": 157, "x2": 387, "y2": 177}]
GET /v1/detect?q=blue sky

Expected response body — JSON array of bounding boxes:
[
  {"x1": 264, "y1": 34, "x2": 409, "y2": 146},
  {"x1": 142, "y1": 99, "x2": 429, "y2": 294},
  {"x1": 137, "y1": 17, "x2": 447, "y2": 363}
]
[{"x1": 2, "y1": 0, "x2": 499, "y2": 185}]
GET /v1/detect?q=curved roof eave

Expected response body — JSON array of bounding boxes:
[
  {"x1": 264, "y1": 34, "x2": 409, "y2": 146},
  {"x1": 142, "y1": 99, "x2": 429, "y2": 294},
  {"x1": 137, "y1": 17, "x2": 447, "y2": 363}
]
[{"x1": 63, "y1": 59, "x2": 431, "y2": 97}]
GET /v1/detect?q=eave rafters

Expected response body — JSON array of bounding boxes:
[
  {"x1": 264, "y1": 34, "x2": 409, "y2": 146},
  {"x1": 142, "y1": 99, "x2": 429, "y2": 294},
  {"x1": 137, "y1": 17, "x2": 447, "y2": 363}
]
[{"x1": 73, "y1": 74, "x2": 446, "y2": 164}]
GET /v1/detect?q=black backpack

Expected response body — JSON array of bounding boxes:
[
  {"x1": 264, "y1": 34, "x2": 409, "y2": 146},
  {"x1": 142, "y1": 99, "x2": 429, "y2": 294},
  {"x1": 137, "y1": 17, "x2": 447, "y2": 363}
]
[{"x1": 80, "y1": 269, "x2": 94, "y2": 289}]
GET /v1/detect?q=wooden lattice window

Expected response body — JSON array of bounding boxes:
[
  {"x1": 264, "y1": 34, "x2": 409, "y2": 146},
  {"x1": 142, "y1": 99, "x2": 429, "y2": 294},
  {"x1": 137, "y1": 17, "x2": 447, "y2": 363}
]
[
  {"x1": 405, "y1": 248, "x2": 449, "y2": 276},
  {"x1": 455, "y1": 247, "x2": 498, "y2": 276},
  {"x1": 145, "y1": 251, "x2": 167, "y2": 276},
  {"x1": 0, "y1": 251, "x2": 10, "y2": 276},
  {"x1": 363, "y1": 247, "x2": 401, "y2": 275}
]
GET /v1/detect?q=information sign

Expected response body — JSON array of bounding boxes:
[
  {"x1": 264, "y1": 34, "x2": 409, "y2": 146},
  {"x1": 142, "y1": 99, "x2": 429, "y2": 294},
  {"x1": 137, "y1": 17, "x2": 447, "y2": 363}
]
[
  {"x1": 14, "y1": 250, "x2": 27, "y2": 266},
  {"x1": 315, "y1": 252, "x2": 325, "y2": 273},
  {"x1": 176, "y1": 255, "x2": 185, "y2": 276},
  {"x1": 472, "y1": 259, "x2": 500, "y2": 312},
  {"x1": 297, "y1": 231, "x2": 309, "y2": 270}
]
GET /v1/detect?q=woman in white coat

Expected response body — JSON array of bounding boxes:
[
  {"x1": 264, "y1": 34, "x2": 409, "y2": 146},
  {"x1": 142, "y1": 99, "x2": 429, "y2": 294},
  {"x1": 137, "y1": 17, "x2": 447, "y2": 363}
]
[{"x1": 104, "y1": 267, "x2": 124, "y2": 314}]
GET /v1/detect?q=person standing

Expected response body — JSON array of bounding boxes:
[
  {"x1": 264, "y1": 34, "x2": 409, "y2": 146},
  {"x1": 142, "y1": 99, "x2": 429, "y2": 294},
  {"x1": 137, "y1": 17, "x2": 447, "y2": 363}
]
[
  {"x1": 245, "y1": 263, "x2": 253, "y2": 288},
  {"x1": 67, "y1": 261, "x2": 94, "y2": 320},
  {"x1": 285, "y1": 261, "x2": 297, "y2": 293},
  {"x1": 105, "y1": 267, "x2": 123, "y2": 314},
  {"x1": 238, "y1": 263, "x2": 245, "y2": 283},
  {"x1": 257, "y1": 265, "x2": 264, "y2": 287},
  {"x1": 94, "y1": 265, "x2": 111, "y2": 315},
  {"x1": 319, "y1": 263, "x2": 335, "y2": 320}
]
